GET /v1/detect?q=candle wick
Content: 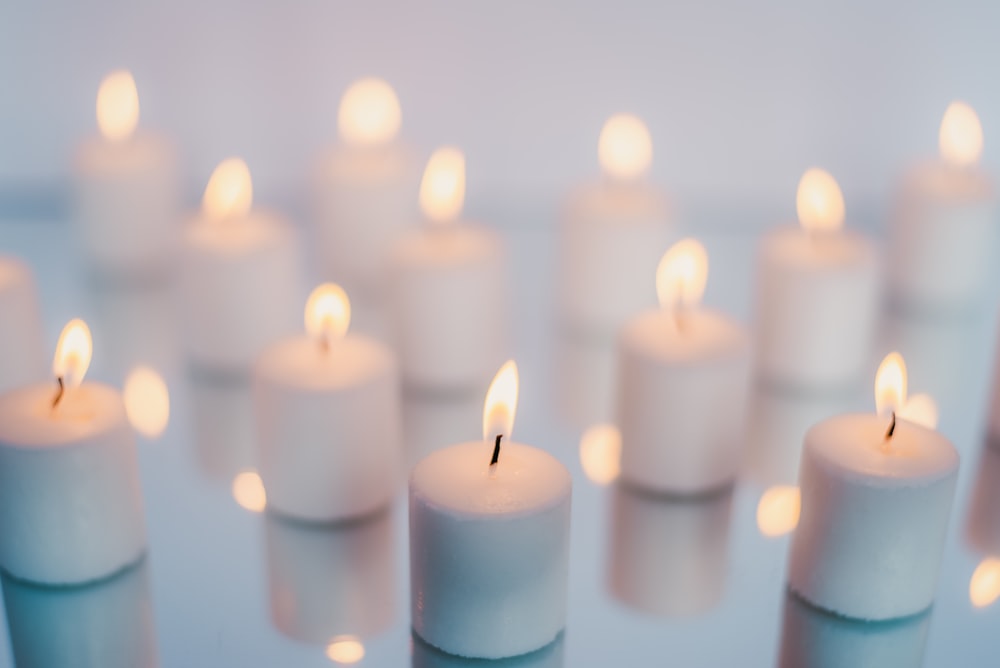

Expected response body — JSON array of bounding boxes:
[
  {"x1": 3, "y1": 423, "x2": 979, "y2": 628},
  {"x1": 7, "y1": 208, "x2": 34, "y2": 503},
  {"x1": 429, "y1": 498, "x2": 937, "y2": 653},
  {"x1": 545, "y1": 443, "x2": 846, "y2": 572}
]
[
  {"x1": 884, "y1": 411, "x2": 896, "y2": 441},
  {"x1": 490, "y1": 434, "x2": 503, "y2": 468},
  {"x1": 51, "y1": 376, "x2": 65, "y2": 410},
  {"x1": 673, "y1": 303, "x2": 686, "y2": 333},
  {"x1": 319, "y1": 336, "x2": 330, "y2": 353}
]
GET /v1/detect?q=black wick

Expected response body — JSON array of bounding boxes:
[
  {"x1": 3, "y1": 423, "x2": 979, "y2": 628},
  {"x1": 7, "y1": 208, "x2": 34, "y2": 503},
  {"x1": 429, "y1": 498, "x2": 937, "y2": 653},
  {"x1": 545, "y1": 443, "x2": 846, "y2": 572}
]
[
  {"x1": 884, "y1": 411, "x2": 896, "y2": 440},
  {"x1": 51, "y1": 376, "x2": 65, "y2": 409},
  {"x1": 490, "y1": 434, "x2": 503, "y2": 467}
]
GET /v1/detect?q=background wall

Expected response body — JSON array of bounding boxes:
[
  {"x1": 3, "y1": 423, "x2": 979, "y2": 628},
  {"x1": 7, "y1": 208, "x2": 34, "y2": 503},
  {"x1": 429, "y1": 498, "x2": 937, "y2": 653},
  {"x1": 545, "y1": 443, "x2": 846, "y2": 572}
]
[{"x1": 1, "y1": 0, "x2": 998, "y2": 213}]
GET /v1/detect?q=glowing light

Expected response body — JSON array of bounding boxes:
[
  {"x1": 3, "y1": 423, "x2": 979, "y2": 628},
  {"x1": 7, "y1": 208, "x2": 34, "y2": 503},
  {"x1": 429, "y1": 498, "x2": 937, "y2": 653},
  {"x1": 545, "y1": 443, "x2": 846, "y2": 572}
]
[
  {"x1": 326, "y1": 636, "x2": 366, "y2": 664},
  {"x1": 970, "y1": 558, "x2": 1000, "y2": 608},
  {"x1": 875, "y1": 352, "x2": 907, "y2": 419},
  {"x1": 305, "y1": 283, "x2": 350, "y2": 346},
  {"x1": 579, "y1": 424, "x2": 621, "y2": 485},
  {"x1": 419, "y1": 146, "x2": 465, "y2": 225},
  {"x1": 202, "y1": 158, "x2": 252, "y2": 220},
  {"x1": 756, "y1": 486, "x2": 801, "y2": 538},
  {"x1": 898, "y1": 392, "x2": 939, "y2": 430},
  {"x1": 232, "y1": 471, "x2": 266, "y2": 513},
  {"x1": 598, "y1": 113, "x2": 652, "y2": 181},
  {"x1": 96, "y1": 70, "x2": 139, "y2": 142},
  {"x1": 123, "y1": 366, "x2": 170, "y2": 438},
  {"x1": 338, "y1": 78, "x2": 401, "y2": 146},
  {"x1": 796, "y1": 168, "x2": 845, "y2": 233},
  {"x1": 656, "y1": 238, "x2": 708, "y2": 310},
  {"x1": 940, "y1": 101, "x2": 983, "y2": 168},
  {"x1": 483, "y1": 360, "x2": 519, "y2": 442},
  {"x1": 52, "y1": 319, "x2": 93, "y2": 389}
]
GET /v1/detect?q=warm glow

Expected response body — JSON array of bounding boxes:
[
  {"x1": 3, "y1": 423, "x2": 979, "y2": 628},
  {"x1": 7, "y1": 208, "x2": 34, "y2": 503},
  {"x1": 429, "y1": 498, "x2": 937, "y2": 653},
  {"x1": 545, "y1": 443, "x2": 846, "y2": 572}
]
[
  {"x1": 756, "y1": 486, "x2": 801, "y2": 538},
  {"x1": 656, "y1": 238, "x2": 708, "y2": 310},
  {"x1": 970, "y1": 558, "x2": 1000, "y2": 608},
  {"x1": 419, "y1": 146, "x2": 465, "y2": 225},
  {"x1": 483, "y1": 360, "x2": 519, "y2": 442},
  {"x1": 579, "y1": 424, "x2": 621, "y2": 485},
  {"x1": 796, "y1": 168, "x2": 845, "y2": 233},
  {"x1": 305, "y1": 283, "x2": 350, "y2": 345},
  {"x1": 940, "y1": 101, "x2": 983, "y2": 168},
  {"x1": 202, "y1": 158, "x2": 253, "y2": 220},
  {"x1": 875, "y1": 352, "x2": 907, "y2": 419},
  {"x1": 123, "y1": 366, "x2": 170, "y2": 438},
  {"x1": 232, "y1": 471, "x2": 266, "y2": 513},
  {"x1": 898, "y1": 392, "x2": 939, "y2": 430},
  {"x1": 326, "y1": 636, "x2": 366, "y2": 664},
  {"x1": 96, "y1": 70, "x2": 139, "y2": 142},
  {"x1": 52, "y1": 319, "x2": 93, "y2": 389},
  {"x1": 598, "y1": 113, "x2": 652, "y2": 181},
  {"x1": 338, "y1": 78, "x2": 401, "y2": 146}
]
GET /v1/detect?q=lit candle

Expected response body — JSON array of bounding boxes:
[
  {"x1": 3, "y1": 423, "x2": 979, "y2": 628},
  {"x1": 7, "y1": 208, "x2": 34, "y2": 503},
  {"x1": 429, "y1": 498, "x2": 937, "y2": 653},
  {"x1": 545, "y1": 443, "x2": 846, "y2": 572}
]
[
  {"x1": 0, "y1": 256, "x2": 46, "y2": 392},
  {"x1": 887, "y1": 101, "x2": 996, "y2": 311},
  {"x1": 254, "y1": 283, "x2": 401, "y2": 522},
  {"x1": 389, "y1": 147, "x2": 509, "y2": 390},
  {"x1": 558, "y1": 113, "x2": 673, "y2": 334},
  {"x1": 0, "y1": 320, "x2": 147, "y2": 585},
  {"x1": 788, "y1": 352, "x2": 958, "y2": 620},
  {"x1": 313, "y1": 77, "x2": 419, "y2": 300},
  {"x1": 616, "y1": 238, "x2": 751, "y2": 494},
  {"x1": 73, "y1": 70, "x2": 179, "y2": 278},
  {"x1": 179, "y1": 158, "x2": 303, "y2": 373},
  {"x1": 409, "y1": 361, "x2": 572, "y2": 659},
  {"x1": 754, "y1": 169, "x2": 880, "y2": 390}
]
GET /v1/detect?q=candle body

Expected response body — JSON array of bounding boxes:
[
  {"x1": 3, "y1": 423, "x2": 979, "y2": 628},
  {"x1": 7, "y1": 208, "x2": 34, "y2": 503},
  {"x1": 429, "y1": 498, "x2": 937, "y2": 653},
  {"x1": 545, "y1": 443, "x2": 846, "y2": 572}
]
[
  {"x1": 0, "y1": 257, "x2": 46, "y2": 392},
  {"x1": 558, "y1": 182, "x2": 672, "y2": 334},
  {"x1": 73, "y1": 133, "x2": 178, "y2": 278},
  {"x1": 390, "y1": 225, "x2": 508, "y2": 390},
  {"x1": 179, "y1": 212, "x2": 302, "y2": 373},
  {"x1": 254, "y1": 335, "x2": 401, "y2": 522},
  {"x1": 616, "y1": 308, "x2": 751, "y2": 494},
  {"x1": 0, "y1": 383, "x2": 147, "y2": 585},
  {"x1": 754, "y1": 227, "x2": 879, "y2": 390},
  {"x1": 410, "y1": 442, "x2": 572, "y2": 659},
  {"x1": 788, "y1": 414, "x2": 958, "y2": 620}
]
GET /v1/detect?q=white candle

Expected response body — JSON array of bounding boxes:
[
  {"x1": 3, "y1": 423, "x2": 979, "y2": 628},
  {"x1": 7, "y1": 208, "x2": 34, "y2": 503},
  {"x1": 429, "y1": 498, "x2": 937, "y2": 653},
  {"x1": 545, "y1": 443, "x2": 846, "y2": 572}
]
[
  {"x1": 389, "y1": 147, "x2": 509, "y2": 390},
  {"x1": 0, "y1": 320, "x2": 146, "y2": 585},
  {"x1": 179, "y1": 158, "x2": 303, "y2": 373},
  {"x1": 254, "y1": 283, "x2": 401, "y2": 522},
  {"x1": 73, "y1": 70, "x2": 179, "y2": 279},
  {"x1": 313, "y1": 78, "x2": 419, "y2": 299},
  {"x1": 410, "y1": 361, "x2": 572, "y2": 659},
  {"x1": 788, "y1": 353, "x2": 958, "y2": 620},
  {"x1": 888, "y1": 102, "x2": 997, "y2": 311},
  {"x1": 0, "y1": 256, "x2": 46, "y2": 392},
  {"x1": 754, "y1": 169, "x2": 880, "y2": 390},
  {"x1": 558, "y1": 114, "x2": 673, "y2": 334},
  {"x1": 617, "y1": 238, "x2": 751, "y2": 494}
]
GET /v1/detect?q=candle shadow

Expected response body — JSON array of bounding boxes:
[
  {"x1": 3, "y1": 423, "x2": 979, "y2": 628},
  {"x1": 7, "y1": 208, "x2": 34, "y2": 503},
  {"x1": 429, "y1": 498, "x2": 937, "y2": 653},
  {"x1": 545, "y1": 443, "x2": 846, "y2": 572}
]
[
  {"x1": 411, "y1": 631, "x2": 565, "y2": 667},
  {"x1": 402, "y1": 390, "x2": 482, "y2": 469},
  {"x1": 553, "y1": 328, "x2": 618, "y2": 430},
  {"x1": 188, "y1": 374, "x2": 257, "y2": 483}
]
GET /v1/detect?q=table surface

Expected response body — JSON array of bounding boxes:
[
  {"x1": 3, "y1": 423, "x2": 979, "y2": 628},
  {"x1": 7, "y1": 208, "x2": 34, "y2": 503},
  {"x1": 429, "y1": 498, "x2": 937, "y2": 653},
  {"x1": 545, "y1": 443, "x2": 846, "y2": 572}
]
[{"x1": 0, "y1": 196, "x2": 998, "y2": 668}]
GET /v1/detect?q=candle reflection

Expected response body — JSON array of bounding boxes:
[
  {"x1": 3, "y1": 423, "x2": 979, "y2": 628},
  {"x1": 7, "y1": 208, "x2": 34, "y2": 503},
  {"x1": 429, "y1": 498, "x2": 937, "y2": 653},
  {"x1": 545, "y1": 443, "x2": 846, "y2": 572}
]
[
  {"x1": 756, "y1": 486, "x2": 801, "y2": 538},
  {"x1": 191, "y1": 376, "x2": 256, "y2": 480},
  {"x1": 326, "y1": 635, "x2": 366, "y2": 663},
  {"x1": 123, "y1": 366, "x2": 170, "y2": 439},
  {"x1": 579, "y1": 424, "x2": 621, "y2": 486},
  {"x1": 553, "y1": 330, "x2": 617, "y2": 429},
  {"x1": 411, "y1": 632, "x2": 564, "y2": 668},
  {"x1": 232, "y1": 470, "x2": 267, "y2": 513}
]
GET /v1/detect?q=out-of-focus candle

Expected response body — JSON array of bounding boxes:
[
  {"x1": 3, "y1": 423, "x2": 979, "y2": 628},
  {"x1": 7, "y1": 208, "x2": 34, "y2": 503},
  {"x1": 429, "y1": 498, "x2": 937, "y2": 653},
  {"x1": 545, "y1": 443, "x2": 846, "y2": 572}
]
[{"x1": 0, "y1": 256, "x2": 45, "y2": 392}]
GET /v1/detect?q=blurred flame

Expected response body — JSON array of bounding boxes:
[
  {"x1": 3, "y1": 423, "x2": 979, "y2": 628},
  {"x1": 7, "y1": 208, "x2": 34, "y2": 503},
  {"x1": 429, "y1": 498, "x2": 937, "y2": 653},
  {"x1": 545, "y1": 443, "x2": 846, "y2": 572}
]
[
  {"x1": 598, "y1": 113, "x2": 652, "y2": 181},
  {"x1": 483, "y1": 360, "x2": 519, "y2": 442},
  {"x1": 940, "y1": 101, "x2": 983, "y2": 168},
  {"x1": 305, "y1": 283, "x2": 350, "y2": 345},
  {"x1": 232, "y1": 471, "x2": 266, "y2": 512},
  {"x1": 875, "y1": 352, "x2": 907, "y2": 419},
  {"x1": 338, "y1": 78, "x2": 401, "y2": 146},
  {"x1": 970, "y1": 558, "x2": 1000, "y2": 608},
  {"x1": 123, "y1": 366, "x2": 170, "y2": 438},
  {"x1": 203, "y1": 158, "x2": 253, "y2": 220},
  {"x1": 326, "y1": 636, "x2": 366, "y2": 663},
  {"x1": 53, "y1": 319, "x2": 93, "y2": 389},
  {"x1": 796, "y1": 168, "x2": 845, "y2": 233},
  {"x1": 656, "y1": 238, "x2": 708, "y2": 310},
  {"x1": 898, "y1": 392, "x2": 939, "y2": 430},
  {"x1": 96, "y1": 70, "x2": 139, "y2": 142},
  {"x1": 579, "y1": 423, "x2": 621, "y2": 485},
  {"x1": 756, "y1": 486, "x2": 801, "y2": 538},
  {"x1": 419, "y1": 146, "x2": 465, "y2": 225}
]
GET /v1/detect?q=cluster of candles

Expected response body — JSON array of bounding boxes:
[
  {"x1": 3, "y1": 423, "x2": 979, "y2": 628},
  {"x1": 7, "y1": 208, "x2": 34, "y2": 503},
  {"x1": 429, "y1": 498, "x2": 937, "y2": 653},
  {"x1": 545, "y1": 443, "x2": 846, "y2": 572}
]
[{"x1": 0, "y1": 68, "x2": 997, "y2": 662}]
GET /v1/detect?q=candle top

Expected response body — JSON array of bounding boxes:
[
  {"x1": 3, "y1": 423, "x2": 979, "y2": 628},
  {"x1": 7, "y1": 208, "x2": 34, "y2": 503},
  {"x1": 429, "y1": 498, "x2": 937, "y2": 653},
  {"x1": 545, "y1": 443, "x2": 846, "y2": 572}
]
[
  {"x1": 903, "y1": 159, "x2": 994, "y2": 201},
  {"x1": 411, "y1": 441, "x2": 571, "y2": 517},
  {"x1": 761, "y1": 226, "x2": 874, "y2": 269},
  {"x1": 622, "y1": 308, "x2": 748, "y2": 365},
  {"x1": 393, "y1": 223, "x2": 502, "y2": 267},
  {"x1": 185, "y1": 210, "x2": 290, "y2": 253},
  {"x1": 256, "y1": 334, "x2": 394, "y2": 391},
  {"x1": 0, "y1": 382, "x2": 126, "y2": 448},
  {"x1": 567, "y1": 180, "x2": 667, "y2": 224}
]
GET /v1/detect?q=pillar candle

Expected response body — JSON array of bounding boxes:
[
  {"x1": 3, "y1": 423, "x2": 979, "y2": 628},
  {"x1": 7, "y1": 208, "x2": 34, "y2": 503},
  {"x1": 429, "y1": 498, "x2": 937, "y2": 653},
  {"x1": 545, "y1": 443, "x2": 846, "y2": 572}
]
[
  {"x1": 887, "y1": 102, "x2": 997, "y2": 312},
  {"x1": 558, "y1": 114, "x2": 673, "y2": 334},
  {"x1": 0, "y1": 320, "x2": 146, "y2": 585},
  {"x1": 254, "y1": 283, "x2": 401, "y2": 522},
  {"x1": 389, "y1": 147, "x2": 509, "y2": 390},
  {"x1": 0, "y1": 256, "x2": 46, "y2": 392},
  {"x1": 788, "y1": 353, "x2": 958, "y2": 620},
  {"x1": 617, "y1": 238, "x2": 751, "y2": 494},
  {"x1": 410, "y1": 362, "x2": 572, "y2": 659},
  {"x1": 754, "y1": 168, "x2": 880, "y2": 390},
  {"x1": 179, "y1": 158, "x2": 302, "y2": 373},
  {"x1": 73, "y1": 70, "x2": 178, "y2": 279}
]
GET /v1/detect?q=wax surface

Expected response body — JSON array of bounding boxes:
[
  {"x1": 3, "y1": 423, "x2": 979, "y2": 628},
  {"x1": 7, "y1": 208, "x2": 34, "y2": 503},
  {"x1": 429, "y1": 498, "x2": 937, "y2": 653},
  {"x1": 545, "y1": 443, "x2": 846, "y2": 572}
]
[
  {"x1": 619, "y1": 307, "x2": 747, "y2": 364},
  {"x1": 760, "y1": 226, "x2": 873, "y2": 269},
  {"x1": 184, "y1": 211, "x2": 289, "y2": 253},
  {"x1": 0, "y1": 384, "x2": 129, "y2": 446},
  {"x1": 255, "y1": 335, "x2": 394, "y2": 391}
]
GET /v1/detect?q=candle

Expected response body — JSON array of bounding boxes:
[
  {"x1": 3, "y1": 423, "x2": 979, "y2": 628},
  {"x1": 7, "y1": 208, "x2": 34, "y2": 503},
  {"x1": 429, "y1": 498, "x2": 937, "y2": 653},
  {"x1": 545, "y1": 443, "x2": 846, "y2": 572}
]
[
  {"x1": 788, "y1": 352, "x2": 958, "y2": 620},
  {"x1": 389, "y1": 147, "x2": 509, "y2": 390},
  {"x1": 754, "y1": 169, "x2": 880, "y2": 390},
  {"x1": 0, "y1": 256, "x2": 46, "y2": 392},
  {"x1": 558, "y1": 114, "x2": 673, "y2": 334},
  {"x1": 409, "y1": 361, "x2": 572, "y2": 659},
  {"x1": 0, "y1": 320, "x2": 146, "y2": 585},
  {"x1": 412, "y1": 632, "x2": 565, "y2": 668},
  {"x1": 73, "y1": 70, "x2": 179, "y2": 279},
  {"x1": 179, "y1": 158, "x2": 303, "y2": 373},
  {"x1": 254, "y1": 283, "x2": 401, "y2": 522},
  {"x1": 313, "y1": 77, "x2": 419, "y2": 300},
  {"x1": 617, "y1": 238, "x2": 751, "y2": 494},
  {"x1": 554, "y1": 332, "x2": 617, "y2": 428},
  {"x1": 887, "y1": 102, "x2": 996, "y2": 311}
]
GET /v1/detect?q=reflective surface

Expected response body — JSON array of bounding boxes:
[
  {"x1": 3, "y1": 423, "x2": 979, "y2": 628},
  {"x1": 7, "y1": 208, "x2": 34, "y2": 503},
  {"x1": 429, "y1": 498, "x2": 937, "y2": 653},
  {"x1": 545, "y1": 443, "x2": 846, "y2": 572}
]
[{"x1": 1, "y1": 200, "x2": 998, "y2": 667}]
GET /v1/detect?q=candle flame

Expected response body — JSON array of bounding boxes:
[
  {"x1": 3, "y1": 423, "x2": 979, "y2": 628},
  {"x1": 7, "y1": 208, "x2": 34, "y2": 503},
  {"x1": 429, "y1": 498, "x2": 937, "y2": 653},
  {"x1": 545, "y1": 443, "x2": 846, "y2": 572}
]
[
  {"x1": 338, "y1": 78, "x2": 401, "y2": 146},
  {"x1": 970, "y1": 558, "x2": 1000, "y2": 609},
  {"x1": 123, "y1": 366, "x2": 170, "y2": 438},
  {"x1": 579, "y1": 423, "x2": 621, "y2": 485},
  {"x1": 305, "y1": 283, "x2": 350, "y2": 345},
  {"x1": 483, "y1": 360, "x2": 519, "y2": 442},
  {"x1": 756, "y1": 485, "x2": 801, "y2": 538},
  {"x1": 203, "y1": 158, "x2": 253, "y2": 221},
  {"x1": 326, "y1": 636, "x2": 366, "y2": 664},
  {"x1": 897, "y1": 392, "x2": 939, "y2": 430},
  {"x1": 796, "y1": 168, "x2": 845, "y2": 233},
  {"x1": 420, "y1": 146, "x2": 465, "y2": 225},
  {"x1": 96, "y1": 70, "x2": 139, "y2": 142},
  {"x1": 598, "y1": 113, "x2": 652, "y2": 181},
  {"x1": 52, "y1": 319, "x2": 93, "y2": 389},
  {"x1": 232, "y1": 470, "x2": 266, "y2": 513},
  {"x1": 940, "y1": 101, "x2": 983, "y2": 168},
  {"x1": 656, "y1": 238, "x2": 708, "y2": 310},
  {"x1": 875, "y1": 352, "x2": 907, "y2": 419}
]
